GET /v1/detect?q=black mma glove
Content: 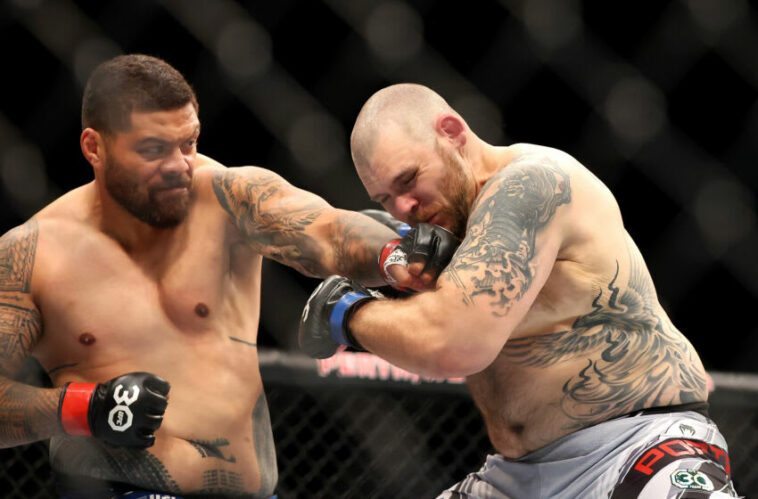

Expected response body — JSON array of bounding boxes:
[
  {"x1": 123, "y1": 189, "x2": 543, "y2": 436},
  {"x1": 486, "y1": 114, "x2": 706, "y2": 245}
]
[
  {"x1": 58, "y1": 372, "x2": 170, "y2": 448},
  {"x1": 298, "y1": 275, "x2": 384, "y2": 359},
  {"x1": 379, "y1": 223, "x2": 461, "y2": 289}
]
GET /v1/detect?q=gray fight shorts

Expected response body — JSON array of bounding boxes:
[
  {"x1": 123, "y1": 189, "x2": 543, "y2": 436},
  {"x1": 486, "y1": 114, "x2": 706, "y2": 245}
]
[{"x1": 437, "y1": 410, "x2": 740, "y2": 499}]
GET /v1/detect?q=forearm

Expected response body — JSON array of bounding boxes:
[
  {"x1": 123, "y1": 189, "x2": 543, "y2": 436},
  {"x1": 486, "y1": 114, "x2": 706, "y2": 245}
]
[
  {"x1": 324, "y1": 209, "x2": 397, "y2": 287},
  {"x1": 0, "y1": 376, "x2": 61, "y2": 448},
  {"x1": 348, "y1": 291, "x2": 476, "y2": 378}
]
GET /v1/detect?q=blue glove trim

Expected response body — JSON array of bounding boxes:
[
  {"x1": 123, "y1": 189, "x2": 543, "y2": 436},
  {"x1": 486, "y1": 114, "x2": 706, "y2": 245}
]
[
  {"x1": 397, "y1": 223, "x2": 411, "y2": 237},
  {"x1": 329, "y1": 292, "x2": 369, "y2": 346}
]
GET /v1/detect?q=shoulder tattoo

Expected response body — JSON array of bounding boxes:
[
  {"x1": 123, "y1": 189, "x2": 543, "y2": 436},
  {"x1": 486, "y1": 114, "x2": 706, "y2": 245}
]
[
  {"x1": 443, "y1": 159, "x2": 571, "y2": 315},
  {"x1": 0, "y1": 219, "x2": 39, "y2": 293}
]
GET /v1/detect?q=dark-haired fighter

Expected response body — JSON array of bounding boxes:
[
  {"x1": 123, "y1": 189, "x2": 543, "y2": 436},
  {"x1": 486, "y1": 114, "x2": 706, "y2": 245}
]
[
  {"x1": 299, "y1": 84, "x2": 741, "y2": 498},
  {"x1": 0, "y1": 56, "x2": 455, "y2": 498}
]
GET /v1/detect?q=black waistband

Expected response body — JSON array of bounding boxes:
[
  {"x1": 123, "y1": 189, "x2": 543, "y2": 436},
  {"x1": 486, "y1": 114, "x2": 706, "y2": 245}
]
[{"x1": 618, "y1": 401, "x2": 710, "y2": 420}]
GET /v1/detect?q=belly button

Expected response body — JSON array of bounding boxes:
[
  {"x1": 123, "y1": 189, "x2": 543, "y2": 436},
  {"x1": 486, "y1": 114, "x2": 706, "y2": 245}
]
[
  {"x1": 195, "y1": 303, "x2": 210, "y2": 318},
  {"x1": 79, "y1": 332, "x2": 96, "y2": 346}
]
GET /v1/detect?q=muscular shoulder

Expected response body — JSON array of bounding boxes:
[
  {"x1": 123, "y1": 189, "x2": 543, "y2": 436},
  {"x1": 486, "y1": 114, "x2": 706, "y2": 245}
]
[{"x1": 472, "y1": 152, "x2": 573, "y2": 240}]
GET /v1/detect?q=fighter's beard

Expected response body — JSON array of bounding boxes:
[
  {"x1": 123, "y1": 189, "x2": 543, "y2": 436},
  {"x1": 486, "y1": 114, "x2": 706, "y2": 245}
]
[{"x1": 104, "y1": 157, "x2": 191, "y2": 228}]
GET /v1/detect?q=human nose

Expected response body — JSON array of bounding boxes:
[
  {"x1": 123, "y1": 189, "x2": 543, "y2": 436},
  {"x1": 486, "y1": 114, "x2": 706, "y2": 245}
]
[
  {"x1": 161, "y1": 147, "x2": 191, "y2": 176},
  {"x1": 393, "y1": 193, "x2": 418, "y2": 219}
]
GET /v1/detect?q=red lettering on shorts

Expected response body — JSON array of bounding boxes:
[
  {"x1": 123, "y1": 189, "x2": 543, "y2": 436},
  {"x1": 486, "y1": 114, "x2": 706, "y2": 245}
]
[
  {"x1": 632, "y1": 438, "x2": 731, "y2": 477},
  {"x1": 709, "y1": 444, "x2": 730, "y2": 474},
  {"x1": 660, "y1": 439, "x2": 696, "y2": 457},
  {"x1": 634, "y1": 448, "x2": 665, "y2": 475}
]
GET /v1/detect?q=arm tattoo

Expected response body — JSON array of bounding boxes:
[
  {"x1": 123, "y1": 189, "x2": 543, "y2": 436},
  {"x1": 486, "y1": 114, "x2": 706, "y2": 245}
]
[
  {"x1": 0, "y1": 304, "x2": 42, "y2": 376},
  {"x1": 0, "y1": 220, "x2": 38, "y2": 293},
  {"x1": 504, "y1": 246, "x2": 708, "y2": 428},
  {"x1": 328, "y1": 215, "x2": 392, "y2": 283},
  {"x1": 212, "y1": 170, "x2": 328, "y2": 276},
  {"x1": 0, "y1": 220, "x2": 56, "y2": 446},
  {"x1": 443, "y1": 159, "x2": 571, "y2": 315}
]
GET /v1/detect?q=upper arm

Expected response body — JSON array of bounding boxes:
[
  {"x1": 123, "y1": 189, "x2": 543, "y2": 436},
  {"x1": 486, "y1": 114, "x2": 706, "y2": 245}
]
[
  {"x1": 0, "y1": 220, "x2": 43, "y2": 378},
  {"x1": 210, "y1": 166, "x2": 332, "y2": 276},
  {"x1": 435, "y1": 157, "x2": 571, "y2": 366}
]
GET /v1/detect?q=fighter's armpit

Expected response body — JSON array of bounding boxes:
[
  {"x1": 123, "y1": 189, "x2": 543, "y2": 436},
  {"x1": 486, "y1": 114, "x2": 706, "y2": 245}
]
[{"x1": 440, "y1": 157, "x2": 571, "y2": 316}]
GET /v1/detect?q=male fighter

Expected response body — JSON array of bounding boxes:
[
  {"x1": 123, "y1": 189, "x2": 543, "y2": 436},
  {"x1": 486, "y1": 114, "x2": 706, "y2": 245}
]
[
  {"x1": 0, "y1": 57, "x2": 455, "y2": 498},
  {"x1": 298, "y1": 84, "x2": 741, "y2": 497}
]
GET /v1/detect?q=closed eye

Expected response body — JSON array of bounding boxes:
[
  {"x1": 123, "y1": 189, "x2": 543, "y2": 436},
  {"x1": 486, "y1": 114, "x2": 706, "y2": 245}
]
[{"x1": 401, "y1": 170, "x2": 417, "y2": 188}]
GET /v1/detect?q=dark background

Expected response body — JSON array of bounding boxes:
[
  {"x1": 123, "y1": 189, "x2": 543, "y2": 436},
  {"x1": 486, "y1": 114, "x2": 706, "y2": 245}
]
[{"x1": 1, "y1": 0, "x2": 757, "y2": 374}]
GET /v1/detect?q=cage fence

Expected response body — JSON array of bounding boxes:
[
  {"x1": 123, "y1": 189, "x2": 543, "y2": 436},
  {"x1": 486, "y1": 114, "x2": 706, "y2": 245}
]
[{"x1": 1, "y1": 350, "x2": 757, "y2": 498}]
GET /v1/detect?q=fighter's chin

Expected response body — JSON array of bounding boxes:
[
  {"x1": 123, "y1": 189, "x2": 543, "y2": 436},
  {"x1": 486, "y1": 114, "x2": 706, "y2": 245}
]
[
  {"x1": 427, "y1": 213, "x2": 454, "y2": 233},
  {"x1": 144, "y1": 197, "x2": 191, "y2": 228},
  {"x1": 145, "y1": 210, "x2": 188, "y2": 228}
]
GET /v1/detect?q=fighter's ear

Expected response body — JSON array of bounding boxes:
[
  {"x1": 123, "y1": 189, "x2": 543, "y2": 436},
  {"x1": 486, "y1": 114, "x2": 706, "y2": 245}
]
[
  {"x1": 434, "y1": 113, "x2": 466, "y2": 148},
  {"x1": 80, "y1": 128, "x2": 106, "y2": 170}
]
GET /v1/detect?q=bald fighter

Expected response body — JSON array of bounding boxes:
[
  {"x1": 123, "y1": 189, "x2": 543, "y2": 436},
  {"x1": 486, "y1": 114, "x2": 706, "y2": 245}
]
[
  {"x1": 298, "y1": 84, "x2": 741, "y2": 497},
  {"x1": 0, "y1": 57, "x2": 456, "y2": 499}
]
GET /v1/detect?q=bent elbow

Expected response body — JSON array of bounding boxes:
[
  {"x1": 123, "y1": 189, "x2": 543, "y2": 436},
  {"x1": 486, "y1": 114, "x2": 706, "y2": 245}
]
[{"x1": 423, "y1": 330, "x2": 495, "y2": 379}]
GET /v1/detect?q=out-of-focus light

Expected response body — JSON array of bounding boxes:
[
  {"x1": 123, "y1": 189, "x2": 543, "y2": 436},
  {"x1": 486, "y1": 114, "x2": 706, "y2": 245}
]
[
  {"x1": 523, "y1": 0, "x2": 582, "y2": 51},
  {"x1": 693, "y1": 176, "x2": 756, "y2": 255},
  {"x1": 365, "y1": 1, "x2": 423, "y2": 63},
  {"x1": 452, "y1": 93, "x2": 505, "y2": 145},
  {"x1": 287, "y1": 112, "x2": 346, "y2": 173},
  {"x1": 216, "y1": 20, "x2": 272, "y2": 81},
  {"x1": 74, "y1": 37, "x2": 122, "y2": 87},
  {"x1": 1, "y1": 144, "x2": 49, "y2": 211},
  {"x1": 604, "y1": 76, "x2": 667, "y2": 146},
  {"x1": 686, "y1": 0, "x2": 748, "y2": 35}
]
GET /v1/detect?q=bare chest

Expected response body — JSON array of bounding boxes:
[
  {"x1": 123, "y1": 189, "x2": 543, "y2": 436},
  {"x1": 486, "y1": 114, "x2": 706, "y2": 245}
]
[{"x1": 33, "y1": 229, "x2": 261, "y2": 378}]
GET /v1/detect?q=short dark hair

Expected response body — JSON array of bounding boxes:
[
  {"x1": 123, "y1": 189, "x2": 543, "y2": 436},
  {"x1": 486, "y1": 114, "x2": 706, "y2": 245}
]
[{"x1": 81, "y1": 54, "x2": 199, "y2": 133}]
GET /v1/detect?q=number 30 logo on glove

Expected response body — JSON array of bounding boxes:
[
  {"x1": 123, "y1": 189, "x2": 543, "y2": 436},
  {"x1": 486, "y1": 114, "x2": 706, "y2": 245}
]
[{"x1": 108, "y1": 384, "x2": 140, "y2": 432}]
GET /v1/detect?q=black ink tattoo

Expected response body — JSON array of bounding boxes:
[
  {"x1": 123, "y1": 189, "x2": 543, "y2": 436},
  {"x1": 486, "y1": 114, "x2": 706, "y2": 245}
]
[
  {"x1": 212, "y1": 170, "x2": 328, "y2": 276},
  {"x1": 252, "y1": 392, "x2": 277, "y2": 497},
  {"x1": 212, "y1": 169, "x2": 390, "y2": 282},
  {"x1": 200, "y1": 469, "x2": 245, "y2": 494},
  {"x1": 443, "y1": 159, "x2": 570, "y2": 315},
  {"x1": 189, "y1": 438, "x2": 236, "y2": 462},
  {"x1": 229, "y1": 336, "x2": 257, "y2": 348},
  {"x1": 328, "y1": 216, "x2": 391, "y2": 283},
  {"x1": 0, "y1": 221, "x2": 51, "y2": 446},
  {"x1": 0, "y1": 304, "x2": 42, "y2": 377},
  {"x1": 0, "y1": 220, "x2": 38, "y2": 293},
  {"x1": 49, "y1": 435, "x2": 180, "y2": 492},
  {"x1": 504, "y1": 246, "x2": 708, "y2": 428}
]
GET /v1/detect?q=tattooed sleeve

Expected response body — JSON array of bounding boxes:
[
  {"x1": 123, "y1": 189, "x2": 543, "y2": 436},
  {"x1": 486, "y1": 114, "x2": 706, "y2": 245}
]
[
  {"x1": 212, "y1": 168, "x2": 392, "y2": 282},
  {"x1": 0, "y1": 220, "x2": 59, "y2": 447},
  {"x1": 441, "y1": 157, "x2": 571, "y2": 315}
]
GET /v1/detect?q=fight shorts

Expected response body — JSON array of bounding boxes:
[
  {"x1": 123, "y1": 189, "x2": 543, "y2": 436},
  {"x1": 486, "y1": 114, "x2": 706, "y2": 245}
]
[
  {"x1": 55, "y1": 473, "x2": 278, "y2": 499},
  {"x1": 437, "y1": 405, "x2": 740, "y2": 498}
]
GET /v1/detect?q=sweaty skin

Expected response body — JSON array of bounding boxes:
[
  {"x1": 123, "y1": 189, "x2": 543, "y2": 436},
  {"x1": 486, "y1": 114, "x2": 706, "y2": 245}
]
[
  {"x1": 352, "y1": 143, "x2": 708, "y2": 458},
  {"x1": 0, "y1": 141, "x2": 396, "y2": 495}
]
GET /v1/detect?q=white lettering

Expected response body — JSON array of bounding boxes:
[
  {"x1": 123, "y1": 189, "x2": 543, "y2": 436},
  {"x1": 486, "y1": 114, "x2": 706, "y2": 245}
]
[{"x1": 108, "y1": 383, "x2": 140, "y2": 432}]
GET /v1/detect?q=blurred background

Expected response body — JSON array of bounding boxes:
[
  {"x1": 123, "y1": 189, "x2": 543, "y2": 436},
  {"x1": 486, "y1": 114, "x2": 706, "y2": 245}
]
[{"x1": 1, "y1": 0, "x2": 757, "y2": 497}]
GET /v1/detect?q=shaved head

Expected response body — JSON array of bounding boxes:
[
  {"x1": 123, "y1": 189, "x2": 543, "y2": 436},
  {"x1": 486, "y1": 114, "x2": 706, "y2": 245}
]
[{"x1": 350, "y1": 83, "x2": 457, "y2": 172}]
